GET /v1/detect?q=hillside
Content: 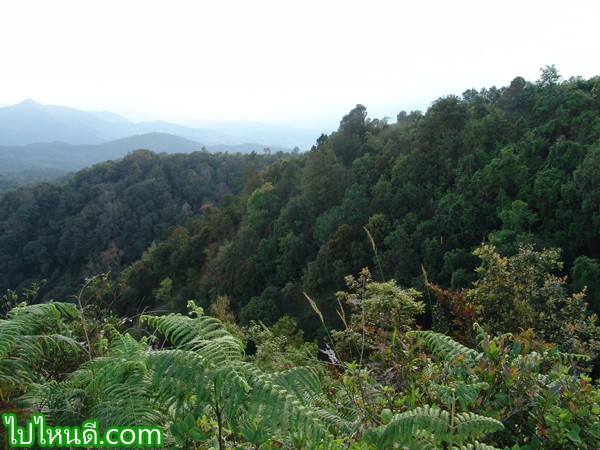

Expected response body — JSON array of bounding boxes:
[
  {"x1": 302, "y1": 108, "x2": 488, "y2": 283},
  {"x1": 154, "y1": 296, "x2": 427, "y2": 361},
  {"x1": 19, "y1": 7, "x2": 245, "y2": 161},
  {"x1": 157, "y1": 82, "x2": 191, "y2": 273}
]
[
  {"x1": 0, "y1": 133, "x2": 207, "y2": 192},
  {"x1": 0, "y1": 133, "x2": 296, "y2": 192},
  {"x1": 2, "y1": 70, "x2": 600, "y2": 449},
  {"x1": 0, "y1": 100, "x2": 318, "y2": 190},
  {"x1": 0, "y1": 133, "x2": 203, "y2": 172},
  {"x1": 0, "y1": 149, "x2": 282, "y2": 298},
  {"x1": 108, "y1": 71, "x2": 600, "y2": 330},
  {"x1": 2, "y1": 69, "x2": 599, "y2": 326}
]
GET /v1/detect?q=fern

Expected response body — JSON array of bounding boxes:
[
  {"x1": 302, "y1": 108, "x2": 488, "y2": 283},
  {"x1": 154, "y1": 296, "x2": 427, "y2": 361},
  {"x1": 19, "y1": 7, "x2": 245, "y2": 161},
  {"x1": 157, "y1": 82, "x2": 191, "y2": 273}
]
[
  {"x1": 0, "y1": 302, "x2": 79, "y2": 407},
  {"x1": 408, "y1": 329, "x2": 481, "y2": 363},
  {"x1": 36, "y1": 305, "x2": 339, "y2": 448},
  {"x1": 431, "y1": 381, "x2": 489, "y2": 410},
  {"x1": 59, "y1": 331, "x2": 163, "y2": 428},
  {"x1": 141, "y1": 309, "x2": 244, "y2": 365},
  {"x1": 262, "y1": 366, "x2": 356, "y2": 434},
  {"x1": 0, "y1": 302, "x2": 77, "y2": 358},
  {"x1": 92, "y1": 370, "x2": 165, "y2": 428},
  {"x1": 265, "y1": 366, "x2": 323, "y2": 406},
  {"x1": 148, "y1": 348, "x2": 213, "y2": 413},
  {"x1": 245, "y1": 366, "x2": 334, "y2": 446},
  {"x1": 366, "y1": 404, "x2": 503, "y2": 449},
  {"x1": 453, "y1": 411, "x2": 504, "y2": 443}
]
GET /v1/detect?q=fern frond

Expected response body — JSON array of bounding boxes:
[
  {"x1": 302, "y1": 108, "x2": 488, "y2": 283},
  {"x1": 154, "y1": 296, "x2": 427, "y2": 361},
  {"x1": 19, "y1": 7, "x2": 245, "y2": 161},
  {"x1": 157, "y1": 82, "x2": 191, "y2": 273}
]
[
  {"x1": 473, "y1": 323, "x2": 492, "y2": 348},
  {"x1": 367, "y1": 405, "x2": 449, "y2": 448},
  {"x1": 19, "y1": 333, "x2": 79, "y2": 362},
  {"x1": 147, "y1": 349, "x2": 209, "y2": 413},
  {"x1": 409, "y1": 330, "x2": 480, "y2": 362},
  {"x1": 452, "y1": 412, "x2": 504, "y2": 444},
  {"x1": 246, "y1": 366, "x2": 334, "y2": 447},
  {"x1": 73, "y1": 332, "x2": 148, "y2": 400},
  {"x1": 6, "y1": 301, "x2": 77, "y2": 323},
  {"x1": 141, "y1": 313, "x2": 244, "y2": 365},
  {"x1": 432, "y1": 382, "x2": 489, "y2": 409},
  {"x1": 21, "y1": 380, "x2": 87, "y2": 424},
  {"x1": 457, "y1": 442, "x2": 504, "y2": 450},
  {"x1": 541, "y1": 348, "x2": 591, "y2": 364},
  {"x1": 0, "y1": 302, "x2": 77, "y2": 359},
  {"x1": 0, "y1": 302, "x2": 79, "y2": 402},
  {"x1": 267, "y1": 366, "x2": 358, "y2": 435},
  {"x1": 0, "y1": 319, "x2": 20, "y2": 360},
  {"x1": 64, "y1": 332, "x2": 164, "y2": 429},
  {"x1": 366, "y1": 404, "x2": 503, "y2": 450},
  {"x1": 266, "y1": 366, "x2": 322, "y2": 405},
  {"x1": 0, "y1": 356, "x2": 31, "y2": 393},
  {"x1": 406, "y1": 430, "x2": 438, "y2": 450},
  {"x1": 91, "y1": 369, "x2": 166, "y2": 428}
]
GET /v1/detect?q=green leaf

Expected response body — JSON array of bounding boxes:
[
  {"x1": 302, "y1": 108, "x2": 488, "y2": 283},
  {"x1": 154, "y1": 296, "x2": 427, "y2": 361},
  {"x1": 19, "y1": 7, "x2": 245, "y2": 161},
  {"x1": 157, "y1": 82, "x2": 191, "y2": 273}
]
[
  {"x1": 380, "y1": 408, "x2": 393, "y2": 424},
  {"x1": 566, "y1": 429, "x2": 582, "y2": 444},
  {"x1": 184, "y1": 412, "x2": 196, "y2": 429},
  {"x1": 511, "y1": 340, "x2": 521, "y2": 355}
]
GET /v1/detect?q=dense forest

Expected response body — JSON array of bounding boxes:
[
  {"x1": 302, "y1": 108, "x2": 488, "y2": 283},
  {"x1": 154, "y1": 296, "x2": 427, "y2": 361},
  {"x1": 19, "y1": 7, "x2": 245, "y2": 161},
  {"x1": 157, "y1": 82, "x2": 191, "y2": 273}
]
[
  {"x1": 1, "y1": 68, "x2": 600, "y2": 448},
  {"x1": 0, "y1": 150, "x2": 281, "y2": 298}
]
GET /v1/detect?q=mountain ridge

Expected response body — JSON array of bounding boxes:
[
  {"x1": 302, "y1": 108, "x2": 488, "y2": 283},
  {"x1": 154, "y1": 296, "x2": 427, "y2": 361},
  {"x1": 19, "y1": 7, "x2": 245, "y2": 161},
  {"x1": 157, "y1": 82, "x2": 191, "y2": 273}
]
[
  {"x1": 0, "y1": 133, "x2": 201, "y2": 173},
  {"x1": 0, "y1": 132, "x2": 290, "y2": 182},
  {"x1": 0, "y1": 99, "x2": 321, "y2": 149}
]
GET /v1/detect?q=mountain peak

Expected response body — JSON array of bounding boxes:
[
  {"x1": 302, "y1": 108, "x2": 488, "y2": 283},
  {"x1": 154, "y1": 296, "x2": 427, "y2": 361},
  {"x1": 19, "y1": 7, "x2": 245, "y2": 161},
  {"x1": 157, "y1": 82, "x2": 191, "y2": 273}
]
[
  {"x1": 12, "y1": 99, "x2": 45, "y2": 111},
  {"x1": 18, "y1": 98, "x2": 42, "y2": 107}
]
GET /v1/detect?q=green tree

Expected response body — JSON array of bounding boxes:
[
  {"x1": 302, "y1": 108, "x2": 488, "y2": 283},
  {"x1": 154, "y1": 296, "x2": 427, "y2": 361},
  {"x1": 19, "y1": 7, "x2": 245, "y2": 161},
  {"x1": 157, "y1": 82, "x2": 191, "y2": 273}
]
[
  {"x1": 465, "y1": 244, "x2": 600, "y2": 364},
  {"x1": 572, "y1": 256, "x2": 600, "y2": 315}
]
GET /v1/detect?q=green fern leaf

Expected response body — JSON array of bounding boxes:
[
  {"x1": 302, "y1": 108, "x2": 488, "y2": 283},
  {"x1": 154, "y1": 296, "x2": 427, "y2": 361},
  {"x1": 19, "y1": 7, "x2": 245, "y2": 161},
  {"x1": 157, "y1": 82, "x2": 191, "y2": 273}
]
[
  {"x1": 0, "y1": 302, "x2": 79, "y2": 402},
  {"x1": 409, "y1": 330, "x2": 481, "y2": 362},
  {"x1": 141, "y1": 313, "x2": 244, "y2": 365},
  {"x1": 457, "y1": 442, "x2": 504, "y2": 450},
  {"x1": 367, "y1": 405, "x2": 449, "y2": 448},
  {"x1": 432, "y1": 381, "x2": 489, "y2": 409},
  {"x1": 246, "y1": 367, "x2": 334, "y2": 447},
  {"x1": 452, "y1": 412, "x2": 504, "y2": 444},
  {"x1": 366, "y1": 403, "x2": 504, "y2": 450}
]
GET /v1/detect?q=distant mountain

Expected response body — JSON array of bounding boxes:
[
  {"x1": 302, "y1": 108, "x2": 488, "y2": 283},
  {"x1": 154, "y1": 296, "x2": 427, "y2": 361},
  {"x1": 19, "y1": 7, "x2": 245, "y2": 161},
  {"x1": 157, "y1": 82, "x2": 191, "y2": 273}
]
[
  {"x1": 0, "y1": 100, "x2": 320, "y2": 149},
  {"x1": 0, "y1": 133, "x2": 204, "y2": 174},
  {"x1": 97, "y1": 133, "x2": 205, "y2": 159},
  {"x1": 0, "y1": 99, "x2": 124, "y2": 145},
  {"x1": 87, "y1": 110, "x2": 133, "y2": 123}
]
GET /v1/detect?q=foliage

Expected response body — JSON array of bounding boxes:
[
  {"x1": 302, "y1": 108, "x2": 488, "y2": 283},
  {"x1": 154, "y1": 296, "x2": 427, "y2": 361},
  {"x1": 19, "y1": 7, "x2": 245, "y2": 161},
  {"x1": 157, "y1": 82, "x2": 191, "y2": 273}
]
[
  {"x1": 1, "y1": 289, "x2": 599, "y2": 449},
  {"x1": 246, "y1": 315, "x2": 319, "y2": 372},
  {"x1": 3, "y1": 70, "x2": 600, "y2": 448},
  {"x1": 0, "y1": 150, "x2": 280, "y2": 300},
  {"x1": 4, "y1": 72, "x2": 600, "y2": 328},
  {"x1": 432, "y1": 244, "x2": 600, "y2": 369},
  {"x1": 365, "y1": 403, "x2": 504, "y2": 450},
  {"x1": 331, "y1": 268, "x2": 425, "y2": 365},
  {"x1": 409, "y1": 326, "x2": 600, "y2": 449},
  {"x1": 0, "y1": 301, "x2": 79, "y2": 446},
  {"x1": 304, "y1": 263, "x2": 600, "y2": 449},
  {"x1": 26, "y1": 301, "x2": 349, "y2": 449},
  {"x1": 115, "y1": 72, "x2": 600, "y2": 330}
]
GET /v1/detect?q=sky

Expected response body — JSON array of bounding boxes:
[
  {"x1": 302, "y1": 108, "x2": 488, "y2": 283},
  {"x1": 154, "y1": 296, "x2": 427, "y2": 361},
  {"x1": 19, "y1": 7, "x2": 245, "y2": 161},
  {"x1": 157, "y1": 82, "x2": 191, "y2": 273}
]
[{"x1": 1, "y1": 0, "x2": 599, "y2": 130}]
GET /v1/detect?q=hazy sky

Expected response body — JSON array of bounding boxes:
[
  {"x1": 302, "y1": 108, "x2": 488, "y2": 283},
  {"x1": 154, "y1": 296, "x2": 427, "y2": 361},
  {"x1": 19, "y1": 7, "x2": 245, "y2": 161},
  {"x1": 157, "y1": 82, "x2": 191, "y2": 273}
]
[{"x1": 1, "y1": 0, "x2": 598, "y2": 129}]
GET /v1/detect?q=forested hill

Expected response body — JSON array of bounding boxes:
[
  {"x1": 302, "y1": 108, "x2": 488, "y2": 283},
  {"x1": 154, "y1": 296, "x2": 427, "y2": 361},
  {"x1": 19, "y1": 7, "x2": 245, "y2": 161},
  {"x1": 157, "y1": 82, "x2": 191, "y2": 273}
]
[
  {"x1": 0, "y1": 149, "x2": 281, "y2": 298},
  {"x1": 2, "y1": 69, "x2": 600, "y2": 331}
]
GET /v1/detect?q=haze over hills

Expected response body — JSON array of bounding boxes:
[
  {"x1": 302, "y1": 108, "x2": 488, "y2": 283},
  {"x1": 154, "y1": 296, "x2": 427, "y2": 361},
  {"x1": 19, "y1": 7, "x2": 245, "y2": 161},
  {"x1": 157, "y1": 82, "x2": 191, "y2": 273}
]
[
  {"x1": 0, "y1": 100, "x2": 320, "y2": 187},
  {"x1": 0, "y1": 133, "x2": 204, "y2": 173},
  {"x1": 0, "y1": 99, "x2": 320, "y2": 149},
  {"x1": 0, "y1": 132, "x2": 293, "y2": 172}
]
